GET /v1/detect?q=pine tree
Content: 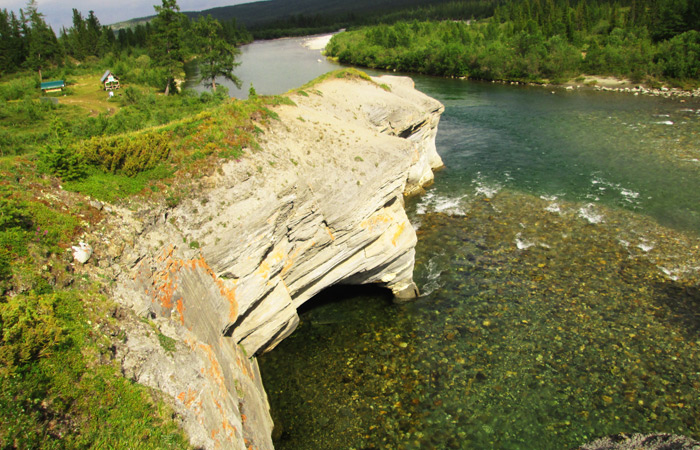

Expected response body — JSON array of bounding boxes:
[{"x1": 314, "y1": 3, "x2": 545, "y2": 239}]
[
  {"x1": 24, "y1": 0, "x2": 62, "y2": 82},
  {"x1": 85, "y1": 11, "x2": 102, "y2": 56},
  {"x1": 0, "y1": 10, "x2": 14, "y2": 74},
  {"x1": 193, "y1": 15, "x2": 241, "y2": 91},
  {"x1": 150, "y1": 0, "x2": 186, "y2": 95}
]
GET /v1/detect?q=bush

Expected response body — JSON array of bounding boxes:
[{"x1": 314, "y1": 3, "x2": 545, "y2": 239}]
[
  {"x1": 0, "y1": 77, "x2": 37, "y2": 102},
  {"x1": 76, "y1": 132, "x2": 171, "y2": 176},
  {"x1": 37, "y1": 144, "x2": 88, "y2": 181},
  {"x1": 0, "y1": 293, "x2": 67, "y2": 371},
  {"x1": 123, "y1": 86, "x2": 142, "y2": 105}
]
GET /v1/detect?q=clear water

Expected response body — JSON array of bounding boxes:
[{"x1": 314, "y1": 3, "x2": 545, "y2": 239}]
[
  {"x1": 184, "y1": 34, "x2": 341, "y2": 98},
  {"x1": 217, "y1": 38, "x2": 700, "y2": 449}
]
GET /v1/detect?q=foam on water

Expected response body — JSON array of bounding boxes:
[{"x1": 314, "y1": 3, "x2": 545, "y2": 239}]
[
  {"x1": 545, "y1": 203, "x2": 562, "y2": 213},
  {"x1": 420, "y1": 256, "x2": 444, "y2": 297},
  {"x1": 578, "y1": 203, "x2": 604, "y2": 223},
  {"x1": 515, "y1": 232, "x2": 536, "y2": 250},
  {"x1": 589, "y1": 175, "x2": 642, "y2": 208},
  {"x1": 415, "y1": 191, "x2": 467, "y2": 216},
  {"x1": 620, "y1": 188, "x2": 640, "y2": 203},
  {"x1": 472, "y1": 173, "x2": 502, "y2": 198},
  {"x1": 637, "y1": 241, "x2": 655, "y2": 252}
]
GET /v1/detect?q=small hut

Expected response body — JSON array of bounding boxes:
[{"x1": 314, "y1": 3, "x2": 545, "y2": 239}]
[
  {"x1": 101, "y1": 70, "x2": 120, "y2": 91},
  {"x1": 40, "y1": 80, "x2": 65, "y2": 93}
]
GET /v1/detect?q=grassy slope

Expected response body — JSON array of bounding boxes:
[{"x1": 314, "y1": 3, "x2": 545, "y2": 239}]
[{"x1": 0, "y1": 67, "x2": 297, "y2": 448}]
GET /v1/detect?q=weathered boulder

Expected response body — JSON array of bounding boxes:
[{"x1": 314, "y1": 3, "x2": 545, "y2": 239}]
[{"x1": 109, "y1": 74, "x2": 444, "y2": 449}]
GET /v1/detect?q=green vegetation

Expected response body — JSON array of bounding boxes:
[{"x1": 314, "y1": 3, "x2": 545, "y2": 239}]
[
  {"x1": 193, "y1": 15, "x2": 243, "y2": 90},
  {"x1": 326, "y1": 0, "x2": 700, "y2": 87},
  {"x1": 0, "y1": 0, "x2": 251, "y2": 87},
  {"x1": 0, "y1": 157, "x2": 192, "y2": 447},
  {"x1": 0, "y1": 1, "x2": 293, "y2": 445},
  {"x1": 175, "y1": 0, "x2": 494, "y2": 40},
  {"x1": 0, "y1": 68, "x2": 289, "y2": 450}
]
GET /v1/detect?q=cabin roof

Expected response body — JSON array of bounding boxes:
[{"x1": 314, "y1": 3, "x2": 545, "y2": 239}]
[
  {"x1": 100, "y1": 70, "x2": 113, "y2": 83},
  {"x1": 40, "y1": 80, "x2": 65, "y2": 90}
]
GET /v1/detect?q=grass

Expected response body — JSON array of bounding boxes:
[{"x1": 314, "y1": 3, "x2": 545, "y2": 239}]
[
  {"x1": 295, "y1": 68, "x2": 377, "y2": 93},
  {"x1": 0, "y1": 290, "x2": 191, "y2": 449},
  {"x1": 57, "y1": 74, "x2": 125, "y2": 116}
]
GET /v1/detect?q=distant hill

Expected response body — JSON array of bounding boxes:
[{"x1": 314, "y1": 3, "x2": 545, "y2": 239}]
[{"x1": 111, "y1": 0, "x2": 457, "y2": 31}]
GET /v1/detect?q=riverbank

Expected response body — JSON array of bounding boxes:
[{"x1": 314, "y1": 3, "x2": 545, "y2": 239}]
[
  {"x1": 302, "y1": 32, "x2": 336, "y2": 51},
  {"x1": 479, "y1": 76, "x2": 700, "y2": 100}
]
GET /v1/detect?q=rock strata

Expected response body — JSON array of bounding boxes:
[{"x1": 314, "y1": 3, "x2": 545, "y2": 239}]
[{"x1": 109, "y1": 74, "x2": 443, "y2": 449}]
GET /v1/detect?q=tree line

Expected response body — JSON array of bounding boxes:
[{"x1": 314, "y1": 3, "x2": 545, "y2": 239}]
[
  {"x1": 0, "y1": 0, "x2": 252, "y2": 92},
  {"x1": 326, "y1": 0, "x2": 700, "y2": 86},
  {"x1": 250, "y1": 0, "x2": 499, "y2": 39}
]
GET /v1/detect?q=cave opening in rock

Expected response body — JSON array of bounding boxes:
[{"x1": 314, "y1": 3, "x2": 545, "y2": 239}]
[
  {"x1": 297, "y1": 283, "x2": 394, "y2": 319},
  {"x1": 257, "y1": 282, "x2": 403, "y2": 448}
]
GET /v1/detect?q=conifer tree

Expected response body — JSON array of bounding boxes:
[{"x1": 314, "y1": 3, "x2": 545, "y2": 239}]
[
  {"x1": 24, "y1": 0, "x2": 62, "y2": 82},
  {"x1": 150, "y1": 0, "x2": 186, "y2": 95},
  {"x1": 193, "y1": 15, "x2": 242, "y2": 91}
]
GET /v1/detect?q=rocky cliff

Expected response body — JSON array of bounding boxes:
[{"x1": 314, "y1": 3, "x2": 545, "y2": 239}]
[{"x1": 108, "y1": 74, "x2": 444, "y2": 449}]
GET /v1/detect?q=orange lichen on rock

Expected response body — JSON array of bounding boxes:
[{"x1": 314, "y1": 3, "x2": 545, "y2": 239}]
[
  {"x1": 145, "y1": 250, "x2": 239, "y2": 325},
  {"x1": 325, "y1": 226, "x2": 335, "y2": 241},
  {"x1": 255, "y1": 247, "x2": 286, "y2": 279},
  {"x1": 222, "y1": 418, "x2": 237, "y2": 440},
  {"x1": 361, "y1": 212, "x2": 392, "y2": 232},
  {"x1": 177, "y1": 388, "x2": 198, "y2": 408},
  {"x1": 236, "y1": 352, "x2": 255, "y2": 380},
  {"x1": 199, "y1": 344, "x2": 228, "y2": 394},
  {"x1": 176, "y1": 299, "x2": 185, "y2": 325},
  {"x1": 280, "y1": 243, "x2": 314, "y2": 277},
  {"x1": 391, "y1": 221, "x2": 407, "y2": 247}
]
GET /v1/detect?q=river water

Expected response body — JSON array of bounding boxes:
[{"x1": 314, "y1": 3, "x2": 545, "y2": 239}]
[{"x1": 207, "y1": 36, "x2": 700, "y2": 449}]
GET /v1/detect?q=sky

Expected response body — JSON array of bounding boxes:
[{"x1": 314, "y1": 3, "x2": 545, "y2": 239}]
[{"x1": 0, "y1": 0, "x2": 257, "y2": 31}]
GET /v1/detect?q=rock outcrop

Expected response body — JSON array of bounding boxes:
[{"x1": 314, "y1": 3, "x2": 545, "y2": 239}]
[{"x1": 109, "y1": 74, "x2": 444, "y2": 449}]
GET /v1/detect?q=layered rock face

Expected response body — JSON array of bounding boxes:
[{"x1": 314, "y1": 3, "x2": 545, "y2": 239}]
[{"x1": 113, "y1": 75, "x2": 443, "y2": 449}]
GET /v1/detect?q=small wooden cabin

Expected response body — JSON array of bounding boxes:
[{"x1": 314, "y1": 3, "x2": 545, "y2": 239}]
[
  {"x1": 40, "y1": 80, "x2": 65, "y2": 93},
  {"x1": 101, "y1": 70, "x2": 120, "y2": 90}
]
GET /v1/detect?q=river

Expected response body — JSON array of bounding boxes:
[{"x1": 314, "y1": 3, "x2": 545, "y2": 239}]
[{"x1": 194, "y1": 35, "x2": 700, "y2": 449}]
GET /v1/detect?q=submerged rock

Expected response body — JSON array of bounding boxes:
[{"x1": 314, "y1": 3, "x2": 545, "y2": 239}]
[{"x1": 576, "y1": 433, "x2": 700, "y2": 450}]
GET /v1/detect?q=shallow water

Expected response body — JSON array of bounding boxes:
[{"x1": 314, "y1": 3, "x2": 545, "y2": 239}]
[{"x1": 221, "y1": 38, "x2": 700, "y2": 449}]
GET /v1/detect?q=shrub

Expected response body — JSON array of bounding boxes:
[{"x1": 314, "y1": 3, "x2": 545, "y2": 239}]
[
  {"x1": 76, "y1": 132, "x2": 171, "y2": 176},
  {"x1": 123, "y1": 86, "x2": 142, "y2": 105},
  {"x1": 0, "y1": 192, "x2": 32, "y2": 232},
  {"x1": 0, "y1": 77, "x2": 37, "y2": 102},
  {"x1": 37, "y1": 144, "x2": 88, "y2": 181},
  {"x1": 0, "y1": 293, "x2": 67, "y2": 370}
]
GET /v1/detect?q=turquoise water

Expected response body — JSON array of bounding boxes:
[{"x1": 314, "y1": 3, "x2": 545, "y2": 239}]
[{"x1": 221, "y1": 38, "x2": 700, "y2": 449}]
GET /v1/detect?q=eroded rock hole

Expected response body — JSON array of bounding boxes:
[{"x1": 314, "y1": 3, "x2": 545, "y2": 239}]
[{"x1": 258, "y1": 283, "x2": 397, "y2": 448}]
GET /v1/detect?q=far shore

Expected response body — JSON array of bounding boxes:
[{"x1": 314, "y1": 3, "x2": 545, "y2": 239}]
[{"x1": 302, "y1": 33, "x2": 336, "y2": 51}]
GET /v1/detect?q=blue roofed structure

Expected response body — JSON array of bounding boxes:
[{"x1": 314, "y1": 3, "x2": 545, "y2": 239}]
[{"x1": 40, "y1": 80, "x2": 65, "y2": 92}]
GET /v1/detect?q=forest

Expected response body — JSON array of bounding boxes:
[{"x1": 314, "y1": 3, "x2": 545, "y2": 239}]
[
  {"x1": 326, "y1": 0, "x2": 700, "y2": 86},
  {"x1": 0, "y1": 0, "x2": 251, "y2": 84}
]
